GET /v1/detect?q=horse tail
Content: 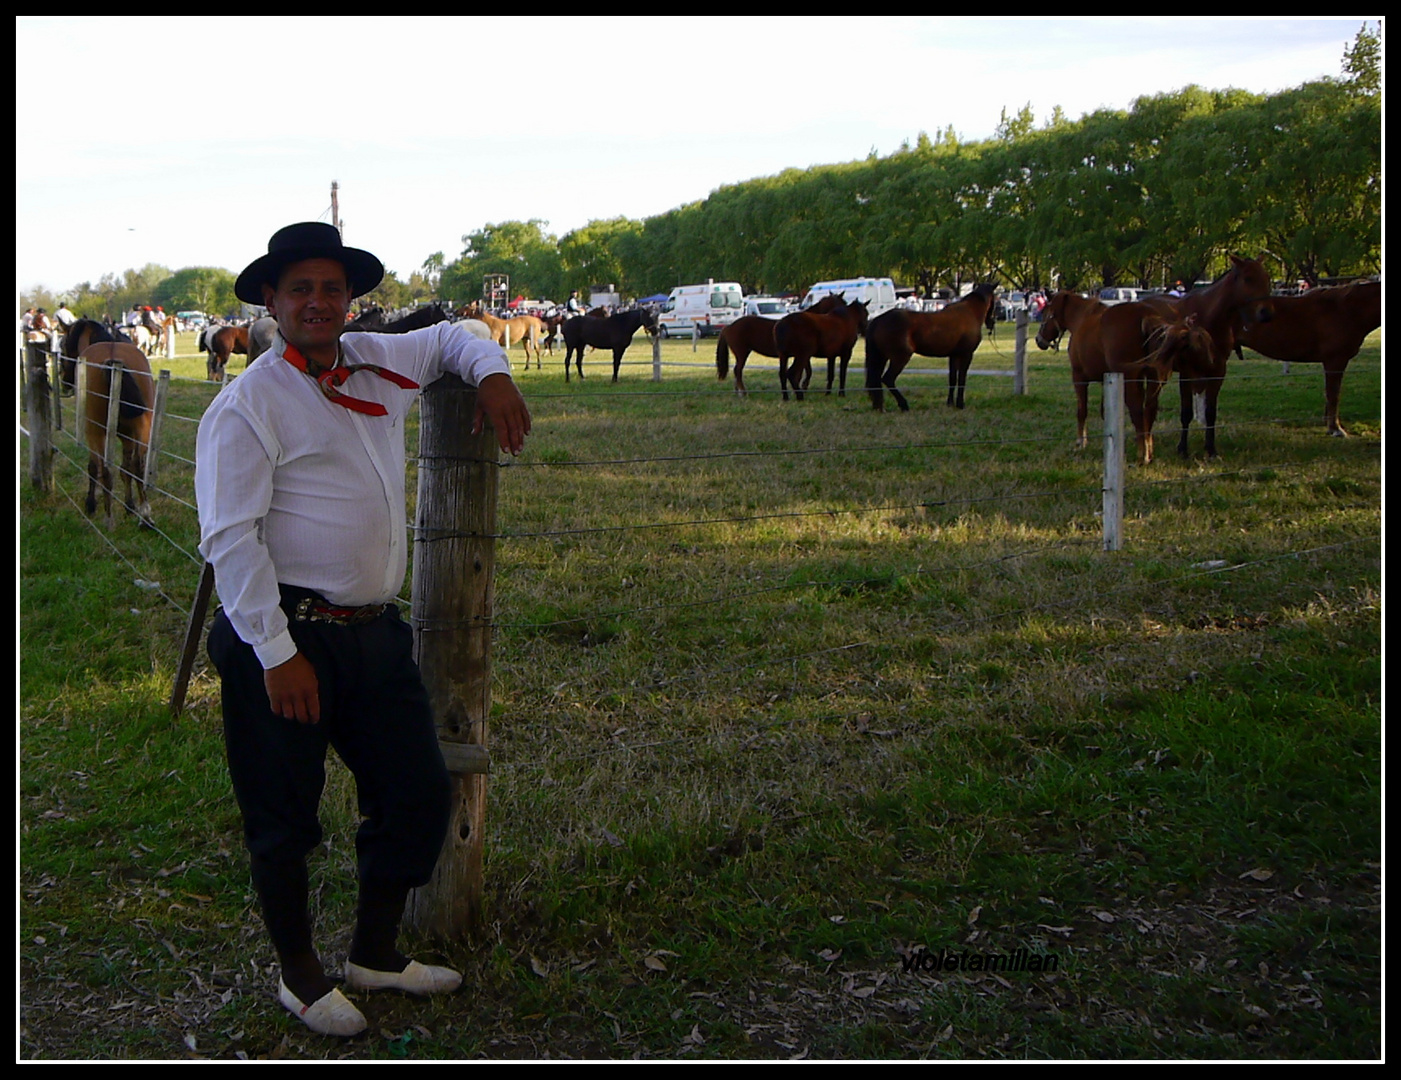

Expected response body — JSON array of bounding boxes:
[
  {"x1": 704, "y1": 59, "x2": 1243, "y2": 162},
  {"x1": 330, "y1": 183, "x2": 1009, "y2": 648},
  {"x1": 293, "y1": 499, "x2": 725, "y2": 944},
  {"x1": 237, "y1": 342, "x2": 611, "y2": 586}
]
[{"x1": 716, "y1": 333, "x2": 730, "y2": 380}]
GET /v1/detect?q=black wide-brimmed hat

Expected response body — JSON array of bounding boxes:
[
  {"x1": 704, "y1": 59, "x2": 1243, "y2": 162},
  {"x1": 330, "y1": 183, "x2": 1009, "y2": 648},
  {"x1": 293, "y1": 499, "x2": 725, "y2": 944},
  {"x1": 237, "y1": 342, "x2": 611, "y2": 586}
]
[{"x1": 235, "y1": 222, "x2": 384, "y2": 304}]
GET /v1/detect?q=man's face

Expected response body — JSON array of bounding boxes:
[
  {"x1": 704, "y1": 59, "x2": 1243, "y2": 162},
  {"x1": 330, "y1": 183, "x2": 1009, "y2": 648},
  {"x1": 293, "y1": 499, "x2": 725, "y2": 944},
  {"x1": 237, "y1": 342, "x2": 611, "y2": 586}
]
[{"x1": 263, "y1": 257, "x2": 351, "y2": 364}]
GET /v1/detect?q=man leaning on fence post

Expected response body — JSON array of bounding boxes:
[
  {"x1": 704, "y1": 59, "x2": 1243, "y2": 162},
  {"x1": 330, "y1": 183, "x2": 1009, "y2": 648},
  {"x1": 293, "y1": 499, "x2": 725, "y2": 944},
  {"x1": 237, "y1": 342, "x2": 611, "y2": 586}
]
[{"x1": 194, "y1": 222, "x2": 530, "y2": 1037}]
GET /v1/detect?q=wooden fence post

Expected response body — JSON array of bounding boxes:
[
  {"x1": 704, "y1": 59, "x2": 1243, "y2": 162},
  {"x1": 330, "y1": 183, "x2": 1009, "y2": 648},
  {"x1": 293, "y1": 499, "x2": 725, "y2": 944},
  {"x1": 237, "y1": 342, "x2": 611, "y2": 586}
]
[
  {"x1": 102, "y1": 360, "x2": 124, "y2": 531},
  {"x1": 1102, "y1": 372, "x2": 1125, "y2": 552},
  {"x1": 1013, "y1": 309, "x2": 1028, "y2": 395},
  {"x1": 406, "y1": 374, "x2": 496, "y2": 939},
  {"x1": 25, "y1": 344, "x2": 53, "y2": 493},
  {"x1": 50, "y1": 348, "x2": 64, "y2": 433},
  {"x1": 653, "y1": 325, "x2": 663, "y2": 382},
  {"x1": 144, "y1": 370, "x2": 171, "y2": 494}
]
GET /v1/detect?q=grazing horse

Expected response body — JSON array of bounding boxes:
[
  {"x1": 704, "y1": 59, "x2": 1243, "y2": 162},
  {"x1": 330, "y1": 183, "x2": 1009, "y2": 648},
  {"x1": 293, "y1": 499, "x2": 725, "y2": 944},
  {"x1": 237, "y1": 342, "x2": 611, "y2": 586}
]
[
  {"x1": 76, "y1": 341, "x2": 154, "y2": 529},
  {"x1": 61, "y1": 319, "x2": 131, "y2": 394},
  {"x1": 772, "y1": 300, "x2": 870, "y2": 401},
  {"x1": 864, "y1": 283, "x2": 999, "y2": 411},
  {"x1": 1035, "y1": 291, "x2": 1213, "y2": 465},
  {"x1": 562, "y1": 308, "x2": 657, "y2": 382},
  {"x1": 204, "y1": 324, "x2": 249, "y2": 382},
  {"x1": 1141, "y1": 254, "x2": 1274, "y2": 459},
  {"x1": 475, "y1": 312, "x2": 544, "y2": 370},
  {"x1": 1232, "y1": 280, "x2": 1380, "y2": 437},
  {"x1": 716, "y1": 295, "x2": 845, "y2": 397}
]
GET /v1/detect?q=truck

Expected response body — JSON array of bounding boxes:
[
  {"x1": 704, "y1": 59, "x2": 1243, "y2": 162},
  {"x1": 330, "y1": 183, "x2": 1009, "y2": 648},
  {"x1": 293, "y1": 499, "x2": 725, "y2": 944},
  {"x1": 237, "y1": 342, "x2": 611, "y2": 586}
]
[
  {"x1": 799, "y1": 277, "x2": 898, "y2": 319},
  {"x1": 654, "y1": 280, "x2": 744, "y2": 338}
]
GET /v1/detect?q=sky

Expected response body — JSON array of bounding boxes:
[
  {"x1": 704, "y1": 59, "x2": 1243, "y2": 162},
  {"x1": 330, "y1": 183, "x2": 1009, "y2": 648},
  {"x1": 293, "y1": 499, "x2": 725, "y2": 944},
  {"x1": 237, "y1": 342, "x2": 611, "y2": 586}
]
[{"x1": 14, "y1": 16, "x2": 1379, "y2": 297}]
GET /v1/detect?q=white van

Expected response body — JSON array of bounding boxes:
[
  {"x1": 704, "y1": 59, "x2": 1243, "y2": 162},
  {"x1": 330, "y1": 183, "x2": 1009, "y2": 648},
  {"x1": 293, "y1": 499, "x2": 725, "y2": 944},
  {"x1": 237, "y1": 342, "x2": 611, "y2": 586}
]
[
  {"x1": 655, "y1": 280, "x2": 744, "y2": 338},
  {"x1": 799, "y1": 277, "x2": 897, "y2": 318},
  {"x1": 743, "y1": 295, "x2": 792, "y2": 320}
]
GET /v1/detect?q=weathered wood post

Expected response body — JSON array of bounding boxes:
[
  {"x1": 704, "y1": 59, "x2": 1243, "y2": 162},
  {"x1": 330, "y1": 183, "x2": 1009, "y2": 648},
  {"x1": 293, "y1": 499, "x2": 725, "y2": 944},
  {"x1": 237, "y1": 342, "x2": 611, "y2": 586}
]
[
  {"x1": 144, "y1": 370, "x2": 171, "y2": 494},
  {"x1": 1013, "y1": 309, "x2": 1028, "y2": 395},
  {"x1": 406, "y1": 374, "x2": 496, "y2": 938},
  {"x1": 1102, "y1": 372, "x2": 1125, "y2": 552},
  {"x1": 102, "y1": 360, "x2": 124, "y2": 531},
  {"x1": 652, "y1": 323, "x2": 663, "y2": 382},
  {"x1": 25, "y1": 343, "x2": 53, "y2": 493}
]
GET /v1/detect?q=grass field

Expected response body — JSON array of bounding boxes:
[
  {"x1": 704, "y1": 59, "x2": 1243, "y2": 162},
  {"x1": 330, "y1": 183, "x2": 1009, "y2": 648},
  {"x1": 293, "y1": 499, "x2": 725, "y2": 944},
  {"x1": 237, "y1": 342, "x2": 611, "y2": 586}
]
[{"x1": 19, "y1": 323, "x2": 1381, "y2": 1060}]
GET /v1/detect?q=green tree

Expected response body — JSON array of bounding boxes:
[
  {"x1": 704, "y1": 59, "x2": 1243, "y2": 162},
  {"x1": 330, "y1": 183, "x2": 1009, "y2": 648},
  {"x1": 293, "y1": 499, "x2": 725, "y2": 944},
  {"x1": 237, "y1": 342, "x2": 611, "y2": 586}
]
[
  {"x1": 1342, "y1": 21, "x2": 1381, "y2": 96},
  {"x1": 152, "y1": 267, "x2": 237, "y2": 318}
]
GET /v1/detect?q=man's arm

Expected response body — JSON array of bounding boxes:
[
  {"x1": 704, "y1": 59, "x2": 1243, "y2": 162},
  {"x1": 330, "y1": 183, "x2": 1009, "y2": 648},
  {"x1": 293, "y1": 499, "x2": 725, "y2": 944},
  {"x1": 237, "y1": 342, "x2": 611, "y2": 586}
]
[{"x1": 473, "y1": 372, "x2": 531, "y2": 456}]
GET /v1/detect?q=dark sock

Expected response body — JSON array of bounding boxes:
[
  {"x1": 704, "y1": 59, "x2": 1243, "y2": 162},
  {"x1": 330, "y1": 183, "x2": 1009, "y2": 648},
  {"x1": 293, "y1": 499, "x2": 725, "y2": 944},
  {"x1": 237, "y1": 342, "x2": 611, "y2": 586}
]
[
  {"x1": 250, "y1": 856, "x2": 335, "y2": 1003},
  {"x1": 348, "y1": 877, "x2": 412, "y2": 973}
]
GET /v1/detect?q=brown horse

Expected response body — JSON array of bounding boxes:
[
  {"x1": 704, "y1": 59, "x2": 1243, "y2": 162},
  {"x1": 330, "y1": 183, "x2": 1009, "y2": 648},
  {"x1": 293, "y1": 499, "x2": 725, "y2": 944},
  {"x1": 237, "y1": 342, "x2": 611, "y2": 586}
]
[
  {"x1": 204, "y1": 324, "x2": 249, "y2": 382},
  {"x1": 1036, "y1": 291, "x2": 1214, "y2": 465},
  {"x1": 61, "y1": 319, "x2": 130, "y2": 394},
  {"x1": 1233, "y1": 280, "x2": 1380, "y2": 437},
  {"x1": 864, "y1": 283, "x2": 998, "y2": 411},
  {"x1": 474, "y1": 313, "x2": 544, "y2": 370},
  {"x1": 77, "y1": 341, "x2": 154, "y2": 529},
  {"x1": 773, "y1": 300, "x2": 870, "y2": 402},
  {"x1": 716, "y1": 295, "x2": 845, "y2": 396},
  {"x1": 1140, "y1": 254, "x2": 1274, "y2": 459},
  {"x1": 540, "y1": 313, "x2": 568, "y2": 355}
]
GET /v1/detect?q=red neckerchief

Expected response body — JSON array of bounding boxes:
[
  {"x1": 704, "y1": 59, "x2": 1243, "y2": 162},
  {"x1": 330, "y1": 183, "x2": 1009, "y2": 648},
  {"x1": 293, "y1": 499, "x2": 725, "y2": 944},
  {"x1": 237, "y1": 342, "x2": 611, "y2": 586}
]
[{"x1": 282, "y1": 343, "x2": 419, "y2": 416}]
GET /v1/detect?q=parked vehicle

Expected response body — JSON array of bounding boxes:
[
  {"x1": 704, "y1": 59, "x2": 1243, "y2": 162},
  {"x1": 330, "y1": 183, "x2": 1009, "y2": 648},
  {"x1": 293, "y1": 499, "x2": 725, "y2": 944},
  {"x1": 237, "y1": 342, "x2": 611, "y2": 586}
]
[
  {"x1": 743, "y1": 295, "x2": 791, "y2": 320},
  {"x1": 655, "y1": 280, "x2": 744, "y2": 338},
  {"x1": 1098, "y1": 287, "x2": 1144, "y2": 306},
  {"x1": 799, "y1": 277, "x2": 897, "y2": 319}
]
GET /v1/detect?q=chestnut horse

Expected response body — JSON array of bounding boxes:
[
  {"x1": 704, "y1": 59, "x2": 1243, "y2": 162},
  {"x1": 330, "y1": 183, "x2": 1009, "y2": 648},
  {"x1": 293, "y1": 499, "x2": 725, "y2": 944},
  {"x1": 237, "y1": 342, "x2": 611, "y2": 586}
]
[
  {"x1": 77, "y1": 341, "x2": 154, "y2": 529},
  {"x1": 1035, "y1": 291, "x2": 1213, "y2": 465},
  {"x1": 1233, "y1": 280, "x2": 1380, "y2": 437},
  {"x1": 864, "y1": 283, "x2": 998, "y2": 411},
  {"x1": 562, "y1": 308, "x2": 657, "y2": 382},
  {"x1": 203, "y1": 324, "x2": 249, "y2": 382},
  {"x1": 61, "y1": 319, "x2": 131, "y2": 394},
  {"x1": 1140, "y1": 254, "x2": 1274, "y2": 459},
  {"x1": 716, "y1": 295, "x2": 845, "y2": 397},
  {"x1": 773, "y1": 300, "x2": 870, "y2": 402}
]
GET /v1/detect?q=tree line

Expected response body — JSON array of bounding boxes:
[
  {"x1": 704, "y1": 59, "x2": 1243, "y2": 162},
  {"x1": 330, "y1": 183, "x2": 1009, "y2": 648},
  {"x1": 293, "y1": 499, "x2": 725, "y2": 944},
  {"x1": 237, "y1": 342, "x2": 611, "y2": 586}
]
[
  {"x1": 23, "y1": 28, "x2": 1379, "y2": 319},
  {"x1": 441, "y1": 75, "x2": 1378, "y2": 305}
]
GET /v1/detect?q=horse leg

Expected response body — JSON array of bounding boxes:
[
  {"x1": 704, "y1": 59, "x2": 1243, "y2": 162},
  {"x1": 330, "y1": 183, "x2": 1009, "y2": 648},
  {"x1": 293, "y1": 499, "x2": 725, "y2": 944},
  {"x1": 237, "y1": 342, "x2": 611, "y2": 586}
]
[
  {"x1": 123, "y1": 435, "x2": 154, "y2": 528},
  {"x1": 1201, "y1": 383, "x2": 1220, "y2": 459},
  {"x1": 795, "y1": 356, "x2": 811, "y2": 402},
  {"x1": 1125, "y1": 376, "x2": 1151, "y2": 466},
  {"x1": 1323, "y1": 364, "x2": 1348, "y2": 437},
  {"x1": 883, "y1": 359, "x2": 910, "y2": 412},
  {"x1": 825, "y1": 354, "x2": 836, "y2": 395},
  {"x1": 612, "y1": 348, "x2": 623, "y2": 383},
  {"x1": 1176, "y1": 378, "x2": 1196, "y2": 458},
  {"x1": 779, "y1": 355, "x2": 792, "y2": 402},
  {"x1": 733, "y1": 350, "x2": 748, "y2": 398},
  {"x1": 838, "y1": 351, "x2": 851, "y2": 397},
  {"x1": 952, "y1": 355, "x2": 971, "y2": 409},
  {"x1": 1074, "y1": 378, "x2": 1090, "y2": 449}
]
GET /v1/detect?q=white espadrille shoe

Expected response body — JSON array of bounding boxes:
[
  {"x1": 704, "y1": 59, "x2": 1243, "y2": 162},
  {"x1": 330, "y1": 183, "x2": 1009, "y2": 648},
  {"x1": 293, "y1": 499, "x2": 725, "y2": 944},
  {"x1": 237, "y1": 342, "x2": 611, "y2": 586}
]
[
  {"x1": 344, "y1": 959, "x2": 462, "y2": 996},
  {"x1": 278, "y1": 979, "x2": 368, "y2": 1037}
]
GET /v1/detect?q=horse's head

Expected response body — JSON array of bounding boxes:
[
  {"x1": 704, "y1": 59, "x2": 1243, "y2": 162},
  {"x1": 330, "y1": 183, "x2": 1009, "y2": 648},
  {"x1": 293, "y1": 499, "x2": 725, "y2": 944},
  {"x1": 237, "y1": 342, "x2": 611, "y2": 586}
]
[
  {"x1": 1035, "y1": 293, "x2": 1067, "y2": 351},
  {"x1": 1229, "y1": 254, "x2": 1275, "y2": 326}
]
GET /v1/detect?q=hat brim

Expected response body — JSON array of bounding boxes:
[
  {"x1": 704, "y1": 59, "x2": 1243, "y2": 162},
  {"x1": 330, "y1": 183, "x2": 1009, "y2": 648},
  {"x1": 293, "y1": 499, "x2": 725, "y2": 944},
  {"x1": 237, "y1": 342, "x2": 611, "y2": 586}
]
[{"x1": 234, "y1": 247, "x2": 384, "y2": 305}]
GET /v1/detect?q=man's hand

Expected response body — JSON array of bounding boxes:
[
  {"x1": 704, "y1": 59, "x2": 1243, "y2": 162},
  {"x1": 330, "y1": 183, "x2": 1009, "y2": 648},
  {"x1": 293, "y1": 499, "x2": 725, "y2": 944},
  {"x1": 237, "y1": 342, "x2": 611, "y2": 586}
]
[
  {"x1": 473, "y1": 373, "x2": 532, "y2": 456},
  {"x1": 265, "y1": 652, "x2": 321, "y2": 724}
]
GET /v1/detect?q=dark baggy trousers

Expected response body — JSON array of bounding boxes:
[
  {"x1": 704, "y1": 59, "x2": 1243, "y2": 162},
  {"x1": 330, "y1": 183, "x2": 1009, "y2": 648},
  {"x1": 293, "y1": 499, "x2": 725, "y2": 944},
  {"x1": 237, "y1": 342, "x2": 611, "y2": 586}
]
[{"x1": 208, "y1": 587, "x2": 451, "y2": 888}]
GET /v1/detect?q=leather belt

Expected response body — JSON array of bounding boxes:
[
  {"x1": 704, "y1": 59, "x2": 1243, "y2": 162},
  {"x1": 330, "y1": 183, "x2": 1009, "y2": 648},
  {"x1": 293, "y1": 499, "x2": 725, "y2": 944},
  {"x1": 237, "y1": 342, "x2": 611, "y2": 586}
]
[{"x1": 291, "y1": 596, "x2": 391, "y2": 626}]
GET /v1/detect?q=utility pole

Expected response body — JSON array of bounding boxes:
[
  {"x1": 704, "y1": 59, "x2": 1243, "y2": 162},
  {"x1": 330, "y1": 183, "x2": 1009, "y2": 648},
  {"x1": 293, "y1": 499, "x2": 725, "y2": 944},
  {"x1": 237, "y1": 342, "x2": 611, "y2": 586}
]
[{"x1": 331, "y1": 180, "x2": 340, "y2": 236}]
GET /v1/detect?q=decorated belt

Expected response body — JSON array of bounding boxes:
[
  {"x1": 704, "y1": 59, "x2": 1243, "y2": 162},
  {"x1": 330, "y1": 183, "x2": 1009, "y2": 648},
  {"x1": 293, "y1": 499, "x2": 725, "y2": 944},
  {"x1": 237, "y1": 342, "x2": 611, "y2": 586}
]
[{"x1": 292, "y1": 596, "x2": 391, "y2": 626}]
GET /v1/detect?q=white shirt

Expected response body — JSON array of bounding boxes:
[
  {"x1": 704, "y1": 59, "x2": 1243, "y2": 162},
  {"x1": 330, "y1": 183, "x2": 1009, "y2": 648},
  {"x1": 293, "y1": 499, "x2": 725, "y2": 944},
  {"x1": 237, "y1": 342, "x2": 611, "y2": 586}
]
[{"x1": 195, "y1": 321, "x2": 513, "y2": 669}]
